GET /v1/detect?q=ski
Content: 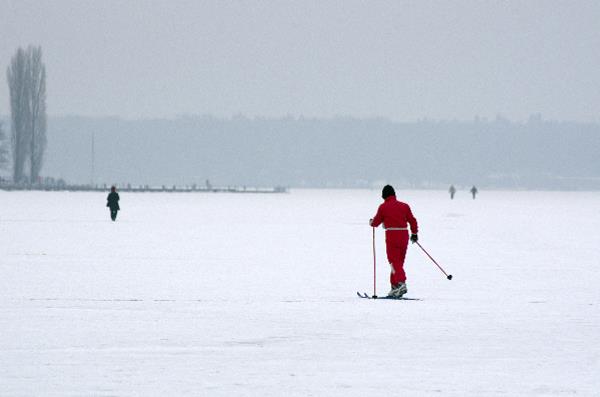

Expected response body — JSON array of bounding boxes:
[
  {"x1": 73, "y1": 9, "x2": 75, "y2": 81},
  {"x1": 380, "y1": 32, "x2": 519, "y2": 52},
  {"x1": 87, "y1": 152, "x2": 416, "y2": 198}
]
[{"x1": 357, "y1": 291, "x2": 421, "y2": 301}]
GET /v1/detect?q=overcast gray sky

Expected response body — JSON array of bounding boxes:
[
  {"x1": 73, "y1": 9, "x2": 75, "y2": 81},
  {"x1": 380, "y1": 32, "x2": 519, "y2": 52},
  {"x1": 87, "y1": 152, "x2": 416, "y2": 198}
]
[{"x1": 1, "y1": 0, "x2": 599, "y2": 121}]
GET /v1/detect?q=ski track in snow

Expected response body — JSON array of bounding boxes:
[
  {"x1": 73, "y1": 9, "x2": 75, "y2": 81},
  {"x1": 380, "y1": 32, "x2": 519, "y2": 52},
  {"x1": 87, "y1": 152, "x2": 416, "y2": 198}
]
[{"x1": 1, "y1": 189, "x2": 599, "y2": 396}]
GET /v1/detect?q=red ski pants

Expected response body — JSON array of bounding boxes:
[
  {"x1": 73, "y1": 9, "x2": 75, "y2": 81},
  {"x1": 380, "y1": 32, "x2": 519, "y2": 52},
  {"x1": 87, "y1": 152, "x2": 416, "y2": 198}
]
[{"x1": 385, "y1": 231, "x2": 409, "y2": 285}]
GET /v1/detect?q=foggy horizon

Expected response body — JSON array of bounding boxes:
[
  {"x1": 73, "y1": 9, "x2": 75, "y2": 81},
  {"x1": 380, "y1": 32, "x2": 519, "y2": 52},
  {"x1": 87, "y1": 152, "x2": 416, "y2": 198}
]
[
  {"x1": 8, "y1": 114, "x2": 593, "y2": 190},
  {"x1": 2, "y1": 1, "x2": 600, "y2": 190},
  {"x1": 4, "y1": 112, "x2": 599, "y2": 125}
]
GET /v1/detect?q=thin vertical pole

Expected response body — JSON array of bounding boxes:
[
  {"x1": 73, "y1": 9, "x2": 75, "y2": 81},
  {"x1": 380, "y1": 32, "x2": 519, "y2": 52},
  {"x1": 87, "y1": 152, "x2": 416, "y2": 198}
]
[
  {"x1": 372, "y1": 227, "x2": 377, "y2": 298},
  {"x1": 91, "y1": 131, "x2": 95, "y2": 187}
]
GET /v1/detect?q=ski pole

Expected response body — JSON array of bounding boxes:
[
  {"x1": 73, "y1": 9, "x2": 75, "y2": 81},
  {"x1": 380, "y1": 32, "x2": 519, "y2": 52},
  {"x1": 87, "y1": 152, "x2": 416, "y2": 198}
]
[
  {"x1": 372, "y1": 227, "x2": 377, "y2": 298},
  {"x1": 415, "y1": 241, "x2": 453, "y2": 280}
]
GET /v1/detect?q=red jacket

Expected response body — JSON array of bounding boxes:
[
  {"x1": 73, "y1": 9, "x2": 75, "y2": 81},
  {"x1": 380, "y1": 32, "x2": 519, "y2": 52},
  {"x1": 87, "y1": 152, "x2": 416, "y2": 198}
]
[{"x1": 371, "y1": 195, "x2": 418, "y2": 234}]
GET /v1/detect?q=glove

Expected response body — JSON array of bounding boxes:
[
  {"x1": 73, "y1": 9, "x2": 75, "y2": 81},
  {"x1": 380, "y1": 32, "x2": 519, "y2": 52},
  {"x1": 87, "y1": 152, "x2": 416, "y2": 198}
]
[{"x1": 410, "y1": 234, "x2": 418, "y2": 243}]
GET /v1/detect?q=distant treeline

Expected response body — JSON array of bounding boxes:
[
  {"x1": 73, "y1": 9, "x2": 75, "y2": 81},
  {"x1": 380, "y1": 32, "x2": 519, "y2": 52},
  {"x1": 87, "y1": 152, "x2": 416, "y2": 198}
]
[{"x1": 23, "y1": 115, "x2": 600, "y2": 189}]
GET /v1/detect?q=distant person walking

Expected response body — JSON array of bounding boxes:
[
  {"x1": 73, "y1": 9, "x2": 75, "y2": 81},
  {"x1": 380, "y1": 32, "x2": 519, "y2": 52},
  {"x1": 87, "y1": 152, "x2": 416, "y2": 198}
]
[
  {"x1": 449, "y1": 185, "x2": 456, "y2": 199},
  {"x1": 106, "y1": 186, "x2": 120, "y2": 221},
  {"x1": 470, "y1": 185, "x2": 478, "y2": 199},
  {"x1": 369, "y1": 185, "x2": 419, "y2": 298}
]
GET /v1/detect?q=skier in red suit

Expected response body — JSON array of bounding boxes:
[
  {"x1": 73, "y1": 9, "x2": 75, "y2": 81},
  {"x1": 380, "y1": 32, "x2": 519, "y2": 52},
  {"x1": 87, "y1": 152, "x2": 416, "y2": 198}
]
[{"x1": 370, "y1": 185, "x2": 419, "y2": 297}]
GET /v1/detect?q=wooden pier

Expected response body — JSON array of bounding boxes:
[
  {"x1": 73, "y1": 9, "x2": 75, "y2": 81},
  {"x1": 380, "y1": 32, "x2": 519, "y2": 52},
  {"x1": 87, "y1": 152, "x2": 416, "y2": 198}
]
[{"x1": 0, "y1": 183, "x2": 288, "y2": 194}]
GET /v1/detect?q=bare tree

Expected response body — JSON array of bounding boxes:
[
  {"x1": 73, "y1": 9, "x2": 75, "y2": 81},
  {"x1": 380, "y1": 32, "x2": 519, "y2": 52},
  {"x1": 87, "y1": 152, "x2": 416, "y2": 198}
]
[
  {"x1": 0, "y1": 121, "x2": 9, "y2": 171},
  {"x1": 7, "y1": 48, "x2": 29, "y2": 183},
  {"x1": 6, "y1": 45, "x2": 47, "y2": 184},
  {"x1": 27, "y1": 47, "x2": 47, "y2": 183}
]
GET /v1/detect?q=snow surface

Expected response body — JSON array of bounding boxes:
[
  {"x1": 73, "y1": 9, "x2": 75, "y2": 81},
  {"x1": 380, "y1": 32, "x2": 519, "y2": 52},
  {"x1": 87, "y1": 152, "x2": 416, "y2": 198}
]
[{"x1": 1, "y1": 189, "x2": 599, "y2": 396}]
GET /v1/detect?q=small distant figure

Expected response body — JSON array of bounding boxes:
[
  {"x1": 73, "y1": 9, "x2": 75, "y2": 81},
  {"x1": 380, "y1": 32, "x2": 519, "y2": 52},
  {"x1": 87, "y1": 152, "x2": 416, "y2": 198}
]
[
  {"x1": 449, "y1": 185, "x2": 456, "y2": 200},
  {"x1": 470, "y1": 185, "x2": 478, "y2": 200},
  {"x1": 106, "y1": 186, "x2": 120, "y2": 221}
]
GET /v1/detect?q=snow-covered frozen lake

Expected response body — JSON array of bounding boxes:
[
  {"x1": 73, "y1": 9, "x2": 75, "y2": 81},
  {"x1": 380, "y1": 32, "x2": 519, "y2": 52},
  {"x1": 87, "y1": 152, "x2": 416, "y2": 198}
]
[{"x1": 1, "y1": 189, "x2": 599, "y2": 396}]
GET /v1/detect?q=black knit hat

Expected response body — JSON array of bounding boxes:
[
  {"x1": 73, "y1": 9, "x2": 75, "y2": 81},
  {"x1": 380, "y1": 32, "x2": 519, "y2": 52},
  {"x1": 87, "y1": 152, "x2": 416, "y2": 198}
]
[{"x1": 382, "y1": 185, "x2": 395, "y2": 199}]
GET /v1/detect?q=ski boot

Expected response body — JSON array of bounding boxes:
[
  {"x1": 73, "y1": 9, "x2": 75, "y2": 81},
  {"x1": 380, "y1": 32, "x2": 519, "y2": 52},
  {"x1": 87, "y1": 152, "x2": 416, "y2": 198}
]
[{"x1": 387, "y1": 282, "x2": 407, "y2": 298}]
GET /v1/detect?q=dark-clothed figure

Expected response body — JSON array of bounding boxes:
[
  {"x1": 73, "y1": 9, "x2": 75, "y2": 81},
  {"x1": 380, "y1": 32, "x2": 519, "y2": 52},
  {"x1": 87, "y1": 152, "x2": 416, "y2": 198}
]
[
  {"x1": 106, "y1": 186, "x2": 120, "y2": 221},
  {"x1": 449, "y1": 185, "x2": 456, "y2": 199},
  {"x1": 470, "y1": 185, "x2": 478, "y2": 199},
  {"x1": 370, "y1": 185, "x2": 419, "y2": 298}
]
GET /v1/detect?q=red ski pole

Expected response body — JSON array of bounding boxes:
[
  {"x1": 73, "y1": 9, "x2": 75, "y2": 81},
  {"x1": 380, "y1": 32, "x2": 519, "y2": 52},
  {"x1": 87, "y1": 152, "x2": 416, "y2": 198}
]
[
  {"x1": 372, "y1": 227, "x2": 378, "y2": 298},
  {"x1": 415, "y1": 241, "x2": 453, "y2": 280}
]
